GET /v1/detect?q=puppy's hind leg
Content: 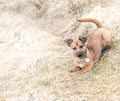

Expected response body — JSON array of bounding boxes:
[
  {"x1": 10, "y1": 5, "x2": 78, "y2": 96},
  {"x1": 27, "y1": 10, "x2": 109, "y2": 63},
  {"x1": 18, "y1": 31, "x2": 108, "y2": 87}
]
[
  {"x1": 102, "y1": 32, "x2": 114, "y2": 53},
  {"x1": 105, "y1": 39, "x2": 114, "y2": 54},
  {"x1": 108, "y1": 42, "x2": 114, "y2": 54}
]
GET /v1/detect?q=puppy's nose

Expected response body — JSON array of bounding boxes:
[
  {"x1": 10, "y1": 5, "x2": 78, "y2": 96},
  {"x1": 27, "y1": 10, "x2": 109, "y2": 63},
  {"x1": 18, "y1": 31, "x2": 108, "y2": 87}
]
[{"x1": 76, "y1": 52, "x2": 83, "y2": 58}]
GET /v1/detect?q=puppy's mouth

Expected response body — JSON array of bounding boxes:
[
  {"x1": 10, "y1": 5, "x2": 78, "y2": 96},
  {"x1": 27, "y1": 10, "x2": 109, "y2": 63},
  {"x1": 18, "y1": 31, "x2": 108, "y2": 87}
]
[{"x1": 76, "y1": 52, "x2": 84, "y2": 58}]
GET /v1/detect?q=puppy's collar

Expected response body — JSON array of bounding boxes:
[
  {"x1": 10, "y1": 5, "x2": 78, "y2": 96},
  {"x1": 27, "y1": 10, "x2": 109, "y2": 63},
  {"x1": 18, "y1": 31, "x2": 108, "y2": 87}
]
[
  {"x1": 85, "y1": 58, "x2": 90, "y2": 63},
  {"x1": 78, "y1": 58, "x2": 90, "y2": 68},
  {"x1": 86, "y1": 45, "x2": 93, "y2": 52}
]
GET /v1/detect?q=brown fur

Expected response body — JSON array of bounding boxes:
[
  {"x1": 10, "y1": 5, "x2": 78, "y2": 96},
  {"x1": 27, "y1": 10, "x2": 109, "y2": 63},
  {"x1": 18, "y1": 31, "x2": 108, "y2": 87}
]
[{"x1": 65, "y1": 18, "x2": 114, "y2": 74}]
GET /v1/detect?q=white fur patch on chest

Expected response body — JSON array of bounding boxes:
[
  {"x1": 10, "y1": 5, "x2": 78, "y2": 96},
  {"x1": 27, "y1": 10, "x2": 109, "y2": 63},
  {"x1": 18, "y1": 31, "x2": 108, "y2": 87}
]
[{"x1": 79, "y1": 64, "x2": 84, "y2": 68}]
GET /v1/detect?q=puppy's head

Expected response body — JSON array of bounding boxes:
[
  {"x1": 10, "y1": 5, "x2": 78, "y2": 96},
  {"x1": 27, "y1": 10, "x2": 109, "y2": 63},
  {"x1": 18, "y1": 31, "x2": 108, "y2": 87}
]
[{"x1": 64, "y1": 37, "x2": 87, "y2": 58}]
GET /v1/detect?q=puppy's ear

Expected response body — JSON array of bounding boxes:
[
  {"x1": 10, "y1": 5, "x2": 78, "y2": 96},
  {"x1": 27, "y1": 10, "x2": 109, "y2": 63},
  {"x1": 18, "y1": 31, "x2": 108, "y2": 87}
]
[
  {"x1": 79, "y1": 37, "x2": 87, "y2": 43},
  {"x1": 64, "y1": 39, "x2": 73, "y2": 46}
]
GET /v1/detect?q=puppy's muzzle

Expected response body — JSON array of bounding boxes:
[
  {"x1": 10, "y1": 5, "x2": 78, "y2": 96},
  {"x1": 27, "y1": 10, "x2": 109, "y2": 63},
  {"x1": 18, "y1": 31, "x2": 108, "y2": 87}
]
[{"x1": 76, "y1": 52, "x2": 83, "y2": 58}]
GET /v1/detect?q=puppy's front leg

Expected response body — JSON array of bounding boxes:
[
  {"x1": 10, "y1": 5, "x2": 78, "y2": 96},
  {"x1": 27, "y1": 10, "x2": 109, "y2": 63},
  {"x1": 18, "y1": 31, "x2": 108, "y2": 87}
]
[
  {"x1": 69, "y1": 65, "x2": 79, "y2": 72},
  {"x1": 79, "y1": 62, "x2": 94, "y2": 74}
]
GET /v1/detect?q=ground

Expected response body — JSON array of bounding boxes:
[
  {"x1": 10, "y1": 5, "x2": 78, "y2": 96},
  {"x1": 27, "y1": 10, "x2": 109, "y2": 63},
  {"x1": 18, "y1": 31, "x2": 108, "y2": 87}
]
[{"x1": 0, "y1": 0, "x2": 120, "y2": 101}]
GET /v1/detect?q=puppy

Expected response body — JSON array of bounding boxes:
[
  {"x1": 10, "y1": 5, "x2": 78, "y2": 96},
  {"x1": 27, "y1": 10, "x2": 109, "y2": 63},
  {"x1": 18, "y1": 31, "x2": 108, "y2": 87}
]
[{"x1": 65, "y1": 18, "x2": 114, "y2": 74}]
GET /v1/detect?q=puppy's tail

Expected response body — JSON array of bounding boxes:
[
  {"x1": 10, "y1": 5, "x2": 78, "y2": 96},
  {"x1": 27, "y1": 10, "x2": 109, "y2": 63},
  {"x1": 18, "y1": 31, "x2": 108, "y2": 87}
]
[{"x1": 77, "y1": 18, "x2": 104, "y2": 28}]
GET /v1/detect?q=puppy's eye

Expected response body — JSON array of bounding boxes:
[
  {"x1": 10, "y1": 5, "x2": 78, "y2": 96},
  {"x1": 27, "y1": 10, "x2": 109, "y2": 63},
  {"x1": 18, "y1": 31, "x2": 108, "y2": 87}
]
[
  {"x1": 73, "y1": 47, "x2": 77, "y2": 50},
  {"x1": 80, "y1": 45, "x2": 83, "y2": 48}
]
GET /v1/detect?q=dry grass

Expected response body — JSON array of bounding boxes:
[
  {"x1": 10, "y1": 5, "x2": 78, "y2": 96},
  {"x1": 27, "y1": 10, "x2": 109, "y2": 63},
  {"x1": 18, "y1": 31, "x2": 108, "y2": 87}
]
[{"x1": 0, "y1": 0, "x2": 120, "y2": 101}]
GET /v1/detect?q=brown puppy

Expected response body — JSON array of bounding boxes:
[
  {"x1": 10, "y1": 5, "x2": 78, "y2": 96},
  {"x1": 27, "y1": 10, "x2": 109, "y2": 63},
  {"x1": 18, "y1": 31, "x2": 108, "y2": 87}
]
[{"x1": 65, "y1": 18, "x2": 114, "y2": 74}]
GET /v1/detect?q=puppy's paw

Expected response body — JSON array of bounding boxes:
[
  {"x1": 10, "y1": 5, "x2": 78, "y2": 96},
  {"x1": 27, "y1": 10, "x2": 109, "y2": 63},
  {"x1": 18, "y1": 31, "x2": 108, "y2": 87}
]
[
  {"x1": 79, "y1": 70, "x2": 86, "y2": 74},
  {"x1": 108, "y1": 50, "x2": 113, "y2": 55},
  {"x1": 69, "y1": 69, "x2": 78, "y2": 73},
  {"x1": 68, "y1": 70, "x2": 74, "y2": 73}
]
